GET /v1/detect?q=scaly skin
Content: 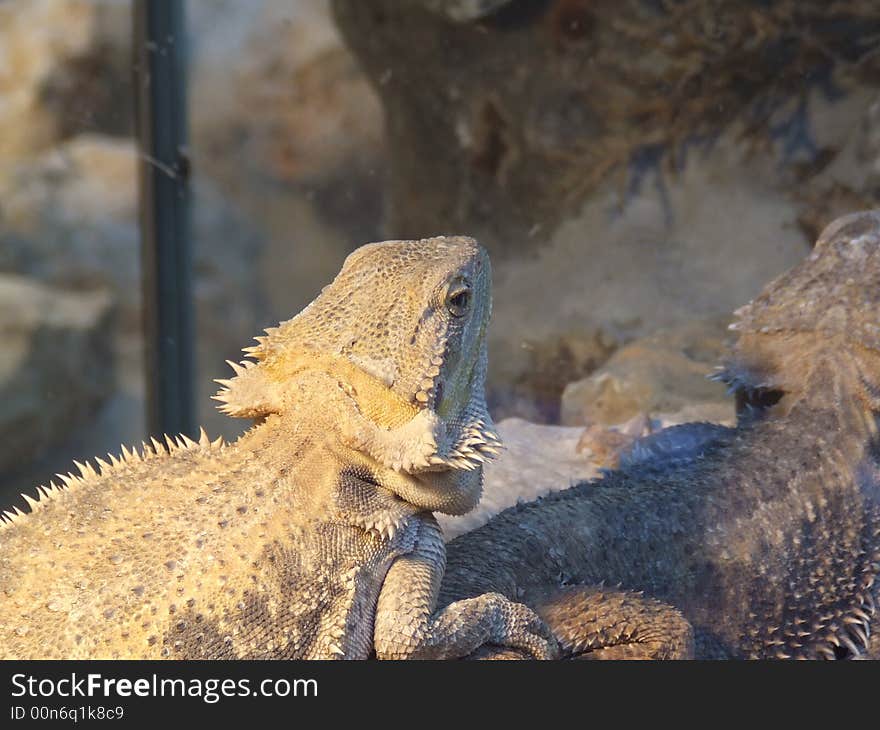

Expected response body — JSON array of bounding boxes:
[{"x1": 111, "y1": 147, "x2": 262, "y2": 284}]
[
  {"x1": 442, "y1": 211, "x2": 880, "y2": 659},
  {"x1": 0, "y1": 236, "x2": 556, "y2": 660}
]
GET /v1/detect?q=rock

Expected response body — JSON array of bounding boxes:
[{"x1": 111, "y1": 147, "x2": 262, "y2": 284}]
[
  {"x1": 0, "y1": 135, "x2": 140, "y2": 318},
  {"x1": 488, "y1": 330, "x2": 616, "y2": 423},
  {"x1": 332, "y1": 0, "x2": 880, "y2": 421},
  {"x1": 418, "y1": 0, "x2": 514, "y2": 23},
  {"x1": 189, "y1": 0, "x2": 385, "y2": 234},
  {"x1": 651, "y1": 401, "x2": 736, "y2": 428},
  {"x1": 438, "y1": 417, "x2": 602, "y2": 539},
  {"x1": 863, "y1": 95, "x2": 880, "y2": 186},
  {"x1": 1, "y1": 0, "x2": 383, "y2": 330},
  {"x1": 0, "y1": 0, "x2": 130, "y2": 167},
  {"x1": 0, "y1": 275, "x2": 114, "y2": 475},
  {"x1": 486, "y1": 144, "x2": 811, "y2": 420},
  {"x1": 0, "y1": 134, "x2": 269, "y2": 438},
  {"x1": 206, "y1": 44, "x2": 384, "y2": 189},
  {"x1": 793, "y1": 91, "x2": 880, "y2": 242},
  {"x1": 560, "y1": 317, "x2": 736, "y2": 427}
]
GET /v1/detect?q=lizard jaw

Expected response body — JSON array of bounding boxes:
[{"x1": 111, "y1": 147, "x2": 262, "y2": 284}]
[{"x1": 348, "y1": 403, "x2": 502, "y2": 515}]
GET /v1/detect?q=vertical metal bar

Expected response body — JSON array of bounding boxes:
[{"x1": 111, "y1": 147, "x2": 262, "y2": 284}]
[{"x1": 133, "y1": 0, "x2": 195, "y2": 439}]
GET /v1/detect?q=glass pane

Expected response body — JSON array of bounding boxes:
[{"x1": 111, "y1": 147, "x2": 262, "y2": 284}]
[{"x1": 2, "y1": 0, "x2": 879, "y2": 661}]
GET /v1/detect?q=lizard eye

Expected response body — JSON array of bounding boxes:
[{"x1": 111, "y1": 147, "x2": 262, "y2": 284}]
[{"x1": 445, "y1": 282, "x2": 471, "y2": 317}]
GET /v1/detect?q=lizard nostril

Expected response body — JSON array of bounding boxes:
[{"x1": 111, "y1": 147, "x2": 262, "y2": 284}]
[{"x1": 433, "y1": 381, "x2": 444, "y2": 405}]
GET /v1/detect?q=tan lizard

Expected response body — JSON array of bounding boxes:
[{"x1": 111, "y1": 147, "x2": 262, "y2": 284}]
[{"x1": 0, "y1": 236, "x2": 564, "y2": 660}]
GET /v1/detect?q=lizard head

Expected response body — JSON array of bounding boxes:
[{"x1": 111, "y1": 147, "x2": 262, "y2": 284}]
[
  {"x1": 213, "y1": 235, "x2": 501, "y2": 514},
  {"x1": 718, "y1": 209, "x2": 880, "y2": 412}
]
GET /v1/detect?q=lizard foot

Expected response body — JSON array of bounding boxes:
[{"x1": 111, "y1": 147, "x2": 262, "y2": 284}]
[
  {"x1": 493, "y1": 595, "x2": 561, "y2": 659},
  {"x1": 460, "y1": 594, "x2": 560, "y2": 660},
  {"x1": 576, "y1": 413, "x2": 653, "y2": 469}
]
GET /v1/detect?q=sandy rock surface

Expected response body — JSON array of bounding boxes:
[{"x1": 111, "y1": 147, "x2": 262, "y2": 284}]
[{"x1": 560, "y1": 316, "x2": 735, "y2": 427}]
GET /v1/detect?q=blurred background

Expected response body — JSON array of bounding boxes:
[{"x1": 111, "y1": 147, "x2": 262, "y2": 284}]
[{"x1": 2, "y1": 0, "x2": 880, "y2": 515}]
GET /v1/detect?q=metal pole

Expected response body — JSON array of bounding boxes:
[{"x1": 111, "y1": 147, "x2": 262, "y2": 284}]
[{"x1": 133, "y1": 0, "x2": 195, "y2": 439}]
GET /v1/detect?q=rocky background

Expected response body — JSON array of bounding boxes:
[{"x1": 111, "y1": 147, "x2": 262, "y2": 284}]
[{"x1": 2, "y1": 0, "x2": 880, "y2": 516}]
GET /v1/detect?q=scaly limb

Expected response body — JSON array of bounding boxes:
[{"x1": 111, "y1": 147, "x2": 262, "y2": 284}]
[{"x1": 373, "y1": 516, "x2": 559, "y2": 659}]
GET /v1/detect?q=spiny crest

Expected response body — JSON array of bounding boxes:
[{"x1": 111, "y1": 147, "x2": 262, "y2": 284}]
[
  {"x1": 0, "y1": 428, "x2": 225, "y2": 531},
  {"x1": 730, "y1": 210, "x2": 880, "y2": 351},
  {"x1": 352, "y1": 512, "x2": 408, "y2": 542},
  {"x1": 212, "y1": 357, "x2": 270, "y2": 418}
]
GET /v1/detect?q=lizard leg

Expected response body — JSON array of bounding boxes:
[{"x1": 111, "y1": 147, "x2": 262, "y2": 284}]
[
  {"x1": 373, "y1": 516, "x2": 559, "y2": 660},
  {"x1": 470, "y1": 586, "x2": 694, "y2": 660},
  {"x1": 618, "y1": 422, "x2": 733, "y2": 470},
  {"x1": 576, "y1": 413, "x2": 654, "y2": 469}
]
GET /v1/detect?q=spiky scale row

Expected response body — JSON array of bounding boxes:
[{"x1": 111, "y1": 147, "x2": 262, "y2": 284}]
[
  {"x1": 211, "y1": 358, "x2": 262, "y2": 412},
  {"x1": 236, "y1": 330, "x2": 274, "y2": 364},
  {"x1": 0, "y1": 506, "x2": 26, "y2": 526},
  {"x1": 0, "y1": 429, "x2": 226, "y2": 532},
  {"x1": 429, "y1": 418, "x2": 504, "y2": 470},
  {"x1": 359, "y1": 513, "x2": 405, "y2": 542},
  {"x1": 74, "y1": 460, "x2": 98, "y2": 480}
]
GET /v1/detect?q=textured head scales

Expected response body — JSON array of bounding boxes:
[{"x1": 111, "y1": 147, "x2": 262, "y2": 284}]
[
  {"x1": 214, "y1": 235, "x2": 501, "y2": 476},
  {"x1": 732, "y1": 210, "x2": 880, "y2": 350}
]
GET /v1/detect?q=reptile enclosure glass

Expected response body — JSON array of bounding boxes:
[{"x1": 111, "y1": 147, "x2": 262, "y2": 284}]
[{"x1": 1, "y1": 0, "x2": 879, "y2": 524}]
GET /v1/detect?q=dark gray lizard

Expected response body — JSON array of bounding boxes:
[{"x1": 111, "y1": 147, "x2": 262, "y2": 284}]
[{"x1": 441, "y1": 210, "x2": 880, "y2": 659}]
